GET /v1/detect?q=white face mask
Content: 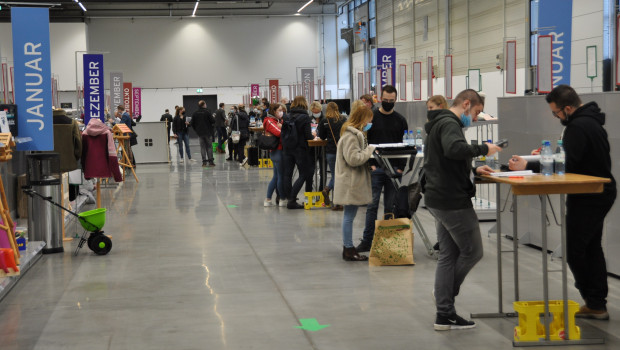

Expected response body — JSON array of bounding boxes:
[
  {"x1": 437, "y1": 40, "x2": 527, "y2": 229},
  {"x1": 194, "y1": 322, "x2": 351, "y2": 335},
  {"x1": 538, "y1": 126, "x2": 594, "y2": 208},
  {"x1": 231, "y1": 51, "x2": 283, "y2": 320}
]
[
  {"x1": 276, "y1": 111, "x2": 284, "y2": 118},
  {"x1": 312, "y1": 112, "x2": 321, "y2": 118}
]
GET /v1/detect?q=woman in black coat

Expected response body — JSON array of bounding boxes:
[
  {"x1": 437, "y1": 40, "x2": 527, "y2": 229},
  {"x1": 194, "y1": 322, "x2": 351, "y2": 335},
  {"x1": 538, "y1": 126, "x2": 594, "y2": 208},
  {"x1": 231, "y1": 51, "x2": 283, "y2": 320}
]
[{"x1": 230, "y1": 104, "x2": 250, "y2": 164}]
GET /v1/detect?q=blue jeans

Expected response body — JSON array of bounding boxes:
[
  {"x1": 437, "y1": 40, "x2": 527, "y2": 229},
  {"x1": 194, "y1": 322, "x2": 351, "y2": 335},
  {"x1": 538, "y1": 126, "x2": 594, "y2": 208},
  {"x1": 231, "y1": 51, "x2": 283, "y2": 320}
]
[
  {"x1": 267, "y1": 149, "x2": 284, "y2": 199},
  {"x1": 342, "y1": 205, "x2": 359, "y2": 248},
  {"x1": 177, "y1": 132, "x2": 191, "y2": 159},
  {"x1": 326, "y1": 153, "x2": 336, "y2": 190},
  {"x1": 362, "y1": 168, "x2": 398, "y2": 243}
]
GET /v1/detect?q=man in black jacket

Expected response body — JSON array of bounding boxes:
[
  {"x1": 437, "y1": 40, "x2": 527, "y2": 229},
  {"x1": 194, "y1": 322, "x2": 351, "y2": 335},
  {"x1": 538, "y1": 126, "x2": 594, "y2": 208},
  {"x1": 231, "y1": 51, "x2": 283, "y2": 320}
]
[
  {"x1": 358, "y1": 85, "x2": 408, "y2": 251},
  {"x1": 214, "y1": 103, "x2": 227, "y2": 153},
  {"x1": 423, "y1": 89, "x2": 501, "y2": 331},
  {"x1": 190, "y1": 100, "x2": 216, "y2": 167},
  {"x1": 509, "y1": 85, "x2": 616, "y2": 320},
  {"x1": 160, "y1": 109, "x2": 173, "y2": 143}
]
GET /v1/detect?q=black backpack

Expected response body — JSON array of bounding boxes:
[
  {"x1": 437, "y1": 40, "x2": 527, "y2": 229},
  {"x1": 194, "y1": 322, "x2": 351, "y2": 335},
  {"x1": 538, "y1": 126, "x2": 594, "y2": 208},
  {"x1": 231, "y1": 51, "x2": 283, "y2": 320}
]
[{"x1": 281, "y1": 115, "x2": 298, "y2": 149}]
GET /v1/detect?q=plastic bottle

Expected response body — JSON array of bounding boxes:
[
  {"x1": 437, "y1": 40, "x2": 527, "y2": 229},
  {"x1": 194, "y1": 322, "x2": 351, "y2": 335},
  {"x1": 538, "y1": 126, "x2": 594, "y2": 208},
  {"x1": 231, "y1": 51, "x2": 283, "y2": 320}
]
[
  {"x1": 415, "y1": 130, "x2": 423, "y2": 153},
  {"x1": 485, "y1": 139, "x2": 496, "y2": 168},
  {"x1": 407, "y1": 130, "x2": 413, "y2": 146},
  {"x1": 554, "y1": 140, "x2": 565, "y2": 175},
  {"x1": 541, "y1": 140, "x2": 554, "y2": 176},
  {"x1": 402, "y1": 130, "x2": 408, "y2": 145}
]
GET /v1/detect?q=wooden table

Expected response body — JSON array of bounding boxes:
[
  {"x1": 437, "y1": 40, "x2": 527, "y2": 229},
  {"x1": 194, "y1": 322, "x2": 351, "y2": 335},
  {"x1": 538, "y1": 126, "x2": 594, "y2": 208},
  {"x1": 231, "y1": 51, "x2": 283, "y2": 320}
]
[{"x1": 473, "y1": 173, "x2": 610, "y2": 346}]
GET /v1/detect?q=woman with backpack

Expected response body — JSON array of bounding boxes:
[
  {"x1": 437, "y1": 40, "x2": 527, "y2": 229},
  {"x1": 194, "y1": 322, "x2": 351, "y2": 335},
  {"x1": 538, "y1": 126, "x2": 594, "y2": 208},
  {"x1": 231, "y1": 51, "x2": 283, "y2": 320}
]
[
  {"x1": 318, "y1": 102, "x2": 346, "y2": 210},
  {"x1": 281, "y1": 96, "x2": 314, "y2": 209},
  {"x1": 263, "y1": 103, "x2": 285, "y2": 207},
  {"x1": 333, "y1": 105, "x2": 376, "y2": 261}
]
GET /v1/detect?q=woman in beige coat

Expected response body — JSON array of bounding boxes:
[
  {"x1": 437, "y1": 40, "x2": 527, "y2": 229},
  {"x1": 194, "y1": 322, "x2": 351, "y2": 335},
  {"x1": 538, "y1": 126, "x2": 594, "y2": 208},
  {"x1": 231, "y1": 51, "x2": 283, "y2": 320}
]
[{"x1": 333, "y1": 106, "x2": 376, "y2": 261}]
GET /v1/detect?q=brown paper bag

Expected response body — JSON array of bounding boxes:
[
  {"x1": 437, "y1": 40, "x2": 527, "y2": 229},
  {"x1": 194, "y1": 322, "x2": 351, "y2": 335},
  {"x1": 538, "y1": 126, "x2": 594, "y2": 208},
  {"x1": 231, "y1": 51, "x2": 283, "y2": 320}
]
[{"x1": 369, "y1": 215, "x2": 415, "y2": 266}]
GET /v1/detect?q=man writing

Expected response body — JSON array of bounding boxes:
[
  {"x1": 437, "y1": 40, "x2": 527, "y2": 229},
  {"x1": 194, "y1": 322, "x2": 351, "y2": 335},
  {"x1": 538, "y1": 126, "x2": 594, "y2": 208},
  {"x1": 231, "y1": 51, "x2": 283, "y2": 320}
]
[
  {"x1": 423, "y1": 89, "x2": 501, "y2": 330},
  {"x1": 509, "y1": 85, "x2": 616, "y2": 320},
  {"x1": 357, "y1": 85, "x2": 408, "y2": 252}
]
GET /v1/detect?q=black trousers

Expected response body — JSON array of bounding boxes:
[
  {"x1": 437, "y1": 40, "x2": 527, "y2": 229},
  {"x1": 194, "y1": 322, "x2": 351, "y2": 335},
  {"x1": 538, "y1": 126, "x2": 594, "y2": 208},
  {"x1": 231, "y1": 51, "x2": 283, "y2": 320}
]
[
  {"x1": 235, "y1": 137, "x2": 248, "y2": 162},
  {"x1": 566, "y1": 191, "x2": 616, "y2": 310},
  {"x1": 283, "y1": 148, "x2": 313, "y2": 201},
  {"x1": 305, "y1": 147, "x2": 323, "y2": 192}
]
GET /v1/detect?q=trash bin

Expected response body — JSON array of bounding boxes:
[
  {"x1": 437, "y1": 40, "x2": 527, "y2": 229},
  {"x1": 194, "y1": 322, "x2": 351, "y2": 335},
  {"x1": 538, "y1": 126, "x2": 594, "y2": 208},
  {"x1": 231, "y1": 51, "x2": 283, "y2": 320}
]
[{"x1": 26, "y1": 153, "x2": 63, "y2": 254}]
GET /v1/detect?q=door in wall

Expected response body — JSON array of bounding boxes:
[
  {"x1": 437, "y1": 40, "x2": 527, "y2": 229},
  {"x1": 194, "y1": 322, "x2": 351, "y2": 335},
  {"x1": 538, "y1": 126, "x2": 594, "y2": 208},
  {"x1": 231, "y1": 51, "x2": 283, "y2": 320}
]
[{"x1": 182, "y1": 95, "x2": 218, "y2": 138}]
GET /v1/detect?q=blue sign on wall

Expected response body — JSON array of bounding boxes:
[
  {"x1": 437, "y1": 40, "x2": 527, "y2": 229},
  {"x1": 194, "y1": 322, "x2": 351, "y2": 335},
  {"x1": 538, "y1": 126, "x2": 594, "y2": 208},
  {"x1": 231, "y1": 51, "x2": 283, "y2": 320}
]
[
  {"x1": 11, "y1": 7, "x2": 53, "y2": 151},
  {"x1": 538, "y1": 0, "x2": 572, "y2": 87},
  {"x1": 377, "y1": 48, "x2": 396, "y2": 90},
  {"x1": 83, "y1": 54, "x2": 105, "y2": 125}
]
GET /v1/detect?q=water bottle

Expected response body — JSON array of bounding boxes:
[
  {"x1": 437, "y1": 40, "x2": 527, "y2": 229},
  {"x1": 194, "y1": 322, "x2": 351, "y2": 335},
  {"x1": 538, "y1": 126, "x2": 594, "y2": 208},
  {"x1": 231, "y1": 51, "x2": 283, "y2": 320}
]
[
  {"x1": 541, "y1": 140, "x2": 554, "y2": 176},
  {"x1": 402, "y1": 130, "x2": 408, "y2": 144},
  {"x1": 554, "y1": 140, "x2": 565, "y2": 175},
  {"x1": 415, "y1": 130, "x2": 423, "y2": 153},
  {"x1": 485, "y1": 139, "x2": 496, "y2": 168},
  {"x1": 407, "y1": 130, "x2": 414, "y2": 146}
]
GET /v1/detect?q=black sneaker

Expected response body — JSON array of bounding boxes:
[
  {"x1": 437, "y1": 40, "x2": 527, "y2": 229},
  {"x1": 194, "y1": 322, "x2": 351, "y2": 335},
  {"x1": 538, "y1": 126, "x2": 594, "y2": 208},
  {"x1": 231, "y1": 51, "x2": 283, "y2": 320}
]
[
  {"x1": 355, "y1": 240, "x2": 372, "y2": 253},
  {"x1": 434, "y1": 313, "x2": 476, "y2": 331}
]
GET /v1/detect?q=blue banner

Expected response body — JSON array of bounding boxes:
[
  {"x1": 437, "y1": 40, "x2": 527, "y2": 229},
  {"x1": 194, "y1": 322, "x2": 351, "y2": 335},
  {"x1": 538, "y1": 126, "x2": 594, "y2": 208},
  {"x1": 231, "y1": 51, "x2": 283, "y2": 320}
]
[
  {"x1": 11, "y1": 7, "x2": 53, "y2": 151},
  {"x1": 377, "y1": 48, "x2": 396, "y2": 90},
  {"x1": 538, "y1": 0, "x2": 572, "y2": 87},
  {"x1": 83, "y1": 54, "x2": 105, "y2": 125}
]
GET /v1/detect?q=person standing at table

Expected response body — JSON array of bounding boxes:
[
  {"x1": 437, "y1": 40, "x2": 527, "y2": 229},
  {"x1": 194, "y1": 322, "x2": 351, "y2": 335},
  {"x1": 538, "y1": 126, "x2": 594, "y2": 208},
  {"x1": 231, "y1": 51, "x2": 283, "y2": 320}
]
[
  {"x1": 318, "y1": 102, "x2": 346, "y2": 210},
  {"x1": 423, "y1": 89, "x2": 501, "y2": 330},
  {"x1": 282, "y1": 96, "x2": 313, "y2": 209},
  {"x1": 357, "y1": 85, "x2": 408, "y2": 252},
  {"x1": 160, "y1": 109, "x2": 173, "y2": 143},
  {"x1": 509, "y1": 84, "x2": 616, "y2": 320}
]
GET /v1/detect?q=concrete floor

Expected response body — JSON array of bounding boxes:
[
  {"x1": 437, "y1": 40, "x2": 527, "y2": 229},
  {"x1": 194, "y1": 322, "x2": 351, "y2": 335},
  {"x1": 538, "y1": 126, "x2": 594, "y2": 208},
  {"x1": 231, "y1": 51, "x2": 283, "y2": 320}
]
[{"x1": 0, "y1": 148, "x2": 619, "y2": 350}]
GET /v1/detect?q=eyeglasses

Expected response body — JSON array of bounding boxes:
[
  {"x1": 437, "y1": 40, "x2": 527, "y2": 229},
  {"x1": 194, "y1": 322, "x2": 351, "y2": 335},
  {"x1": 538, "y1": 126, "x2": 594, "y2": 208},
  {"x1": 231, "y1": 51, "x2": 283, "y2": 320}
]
[{"x1": 551, "y1": 108, "x2": 564, "y2": 118}]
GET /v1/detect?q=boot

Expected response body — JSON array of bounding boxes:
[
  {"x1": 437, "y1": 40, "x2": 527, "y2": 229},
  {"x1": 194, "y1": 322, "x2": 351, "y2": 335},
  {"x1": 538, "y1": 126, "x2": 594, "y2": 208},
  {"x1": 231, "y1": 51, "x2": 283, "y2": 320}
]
[
  {"x1": 342, "y1": 247, "x2": 368, "y2": 261},
  {"x1": 322, "y1": 186, "x2": 331, "y2": 206}
]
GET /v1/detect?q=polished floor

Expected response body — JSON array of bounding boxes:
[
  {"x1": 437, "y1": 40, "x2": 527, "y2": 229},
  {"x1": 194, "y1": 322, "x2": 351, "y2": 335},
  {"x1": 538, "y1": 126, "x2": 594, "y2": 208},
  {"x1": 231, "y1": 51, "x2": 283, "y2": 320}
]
[{"x1": 1, "y1": 146, "x2": 619, "y2": 350}]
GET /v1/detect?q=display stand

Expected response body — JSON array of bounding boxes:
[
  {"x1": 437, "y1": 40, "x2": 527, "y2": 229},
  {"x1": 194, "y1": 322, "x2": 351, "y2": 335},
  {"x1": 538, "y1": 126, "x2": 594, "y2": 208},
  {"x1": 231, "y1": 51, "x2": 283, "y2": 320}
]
[
  {"x1": 473, "y1": 173, "x2": 610, "y2": 347},
  {"x1": 307, "y1": 139, "x2": 327, "y2": 191},
  {"x1": 112, "y1": 124, "x2": 139, "y2": 183},
  {"x1": 0, "y1": 133, "x2": 19, "y2": 266}
]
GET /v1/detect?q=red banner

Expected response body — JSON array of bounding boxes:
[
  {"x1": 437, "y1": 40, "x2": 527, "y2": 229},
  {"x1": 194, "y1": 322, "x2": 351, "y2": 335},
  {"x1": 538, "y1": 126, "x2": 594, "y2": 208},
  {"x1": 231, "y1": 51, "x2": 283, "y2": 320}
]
[
  {"x1": 123, "y1": 82, "x2": 132, "y2": 115},
  {"x1": 269, "y1": 79, "x2": 279, "y2": 103}
]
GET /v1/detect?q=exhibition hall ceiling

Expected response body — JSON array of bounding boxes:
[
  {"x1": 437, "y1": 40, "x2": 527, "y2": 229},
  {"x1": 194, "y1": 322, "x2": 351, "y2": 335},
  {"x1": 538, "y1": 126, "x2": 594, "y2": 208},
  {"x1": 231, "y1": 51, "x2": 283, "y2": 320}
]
[{"x1": 0, "y1": 0, "x2": 338, "y2": 21}]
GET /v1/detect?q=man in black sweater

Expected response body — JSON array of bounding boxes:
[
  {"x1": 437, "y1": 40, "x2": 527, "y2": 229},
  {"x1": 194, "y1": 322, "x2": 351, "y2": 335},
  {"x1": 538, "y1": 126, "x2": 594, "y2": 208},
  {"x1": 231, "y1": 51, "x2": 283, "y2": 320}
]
[
  {"x1": 357, "y1": 85, "x2": 409, "y2": 252},
  {"x1": 215, "y1": 103, "x2": 227, "y2": 153},
  {"x1": 190, "y1": 100, "x2": 216, "y2": 167},
  {"x1": 160, "y1": 109, "x2": 173, "y2": 143},
  {"x1": 423, "y1": 89, "x2": 501, "y2": 331},
  {"x1": 510, "y1": 85, "x2": 616, "y2": 320}
]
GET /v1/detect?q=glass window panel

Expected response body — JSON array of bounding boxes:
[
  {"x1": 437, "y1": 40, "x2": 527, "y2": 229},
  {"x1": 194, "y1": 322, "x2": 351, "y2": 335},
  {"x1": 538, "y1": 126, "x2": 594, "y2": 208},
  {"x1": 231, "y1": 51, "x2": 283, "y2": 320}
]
[{"x1": 369, "y1": 0, "x2": 376, "y2": 19}]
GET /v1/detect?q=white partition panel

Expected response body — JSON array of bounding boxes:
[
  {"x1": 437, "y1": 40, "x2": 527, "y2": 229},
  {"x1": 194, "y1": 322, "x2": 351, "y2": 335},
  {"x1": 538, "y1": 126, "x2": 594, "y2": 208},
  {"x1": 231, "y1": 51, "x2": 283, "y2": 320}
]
[
  {"x1": 413, "y1": 62, "x2": 422, "y2": 100},
  {"x1": 357, "y1": 72, "x2": 364, "y2": 99},
  {"x1": 399, "y1": 64, "x2": 407, "y2": 101},
  {"x1": 538, "y1": 35, "x2": 553, "y2": 93},
  {"x1": 427, "y1": 57, "x2": 433, "y2": 96},
  {"x1": 506, "y1": 40, "x2": 517, "y2": 94},
  {"x1": 445, "y1": 55, "x2": 453, "y2": 99}
]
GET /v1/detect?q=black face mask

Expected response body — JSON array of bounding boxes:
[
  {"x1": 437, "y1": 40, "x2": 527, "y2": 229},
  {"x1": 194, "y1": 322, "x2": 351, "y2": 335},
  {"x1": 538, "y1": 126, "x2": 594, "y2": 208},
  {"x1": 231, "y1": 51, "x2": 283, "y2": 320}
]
[{"x1": 381, "y1": 101, "x2": 395, "y2": 112}]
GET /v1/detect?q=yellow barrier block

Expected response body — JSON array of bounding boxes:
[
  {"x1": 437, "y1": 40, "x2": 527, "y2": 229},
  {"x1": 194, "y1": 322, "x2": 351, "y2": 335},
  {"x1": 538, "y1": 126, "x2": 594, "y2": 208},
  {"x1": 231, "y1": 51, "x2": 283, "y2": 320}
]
[
  {"x1": 513, "y1": 300, "x2": 580, "y2": 342},
  {"x1": 303, "y1": 192, "x2": 329, "y2": 210},
  {"x1": 259, "y1": 159, "x2": 273, "y2": 168}
]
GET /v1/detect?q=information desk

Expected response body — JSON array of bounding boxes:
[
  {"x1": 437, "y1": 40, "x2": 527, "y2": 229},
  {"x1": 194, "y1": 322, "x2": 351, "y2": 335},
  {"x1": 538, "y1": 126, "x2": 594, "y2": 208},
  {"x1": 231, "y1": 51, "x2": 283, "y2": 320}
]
[
  {"x1": 307, "y1": 139, "x2": 327, "y2": 191},
  {"x1": 474, "y1": 173, "x2": 610, "y2": 347}
]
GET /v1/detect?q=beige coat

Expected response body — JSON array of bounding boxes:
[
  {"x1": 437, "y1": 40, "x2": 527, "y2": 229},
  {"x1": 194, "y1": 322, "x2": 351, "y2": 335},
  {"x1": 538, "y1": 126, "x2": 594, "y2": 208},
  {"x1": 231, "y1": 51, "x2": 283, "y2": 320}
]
[{"x1": 333, "y1": 126, "x2": 376, "y2": 205}]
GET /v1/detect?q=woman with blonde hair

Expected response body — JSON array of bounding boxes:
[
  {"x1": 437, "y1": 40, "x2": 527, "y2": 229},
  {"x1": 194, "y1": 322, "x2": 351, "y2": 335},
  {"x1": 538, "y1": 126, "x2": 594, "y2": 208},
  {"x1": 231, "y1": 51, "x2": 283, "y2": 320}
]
[
  {"x1": 427, "y1": 95, "x2": 448, "y2": 110},
  {"x1": 333, "y1": 105, "x2": 376, "y2": 261},
  {"x1": 318, "y1": 102, "x2": 347, "y2": 209}
]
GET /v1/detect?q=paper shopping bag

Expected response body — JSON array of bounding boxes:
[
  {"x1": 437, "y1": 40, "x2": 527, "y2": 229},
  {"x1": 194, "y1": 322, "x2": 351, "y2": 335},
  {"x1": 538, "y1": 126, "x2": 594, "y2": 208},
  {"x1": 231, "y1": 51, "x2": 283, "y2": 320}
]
[{"x1": 369, "y1": 215, "x2": 415, "y2": 266}]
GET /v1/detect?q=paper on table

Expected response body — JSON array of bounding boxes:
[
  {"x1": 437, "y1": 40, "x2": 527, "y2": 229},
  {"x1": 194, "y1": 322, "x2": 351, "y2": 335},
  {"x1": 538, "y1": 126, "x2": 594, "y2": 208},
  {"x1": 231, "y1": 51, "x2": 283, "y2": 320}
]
[{"x1": 489, "y1": 170, "x2": 535, "y2": 177}]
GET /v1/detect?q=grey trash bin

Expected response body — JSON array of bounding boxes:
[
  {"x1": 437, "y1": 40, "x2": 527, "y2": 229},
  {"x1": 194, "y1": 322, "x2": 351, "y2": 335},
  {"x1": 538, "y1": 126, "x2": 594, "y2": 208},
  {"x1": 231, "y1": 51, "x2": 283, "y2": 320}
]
[{"x1": 26, "y1": 153, "x2": 63, "y2": 254}]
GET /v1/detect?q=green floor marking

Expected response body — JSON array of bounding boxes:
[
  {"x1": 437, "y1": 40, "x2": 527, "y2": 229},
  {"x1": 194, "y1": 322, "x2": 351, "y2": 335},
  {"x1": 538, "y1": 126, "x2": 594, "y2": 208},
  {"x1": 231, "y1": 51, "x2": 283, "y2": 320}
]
[
  {"x1": 295, "y1": 318, "x2": 330, "y2": 332},
  {"x1": 227, "y1": 205, "x2": 238, "y2": 208}
]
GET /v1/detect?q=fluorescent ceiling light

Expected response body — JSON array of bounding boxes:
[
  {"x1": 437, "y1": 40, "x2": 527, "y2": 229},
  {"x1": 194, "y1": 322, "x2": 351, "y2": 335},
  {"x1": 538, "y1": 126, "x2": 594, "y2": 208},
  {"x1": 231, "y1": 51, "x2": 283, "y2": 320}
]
[
  {"x1": 78, "y1": 1, "x2": 86, "y2": 11},
  {"x1": 297, "y1": 0, "x2": 313, "y2": 13},
  {"x1": 192, "y1": 1, "x2": 199, "y2": 16}
]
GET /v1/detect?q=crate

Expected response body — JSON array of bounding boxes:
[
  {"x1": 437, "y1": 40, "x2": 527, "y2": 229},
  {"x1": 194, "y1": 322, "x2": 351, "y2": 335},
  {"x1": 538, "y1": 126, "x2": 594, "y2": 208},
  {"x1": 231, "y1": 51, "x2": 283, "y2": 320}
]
[
  {"x1": 513, "y1": 300, "x2": 580, "y2": 342},
  {"x1": 303, "y1": 192, "x2": 329, "y2": 210}
]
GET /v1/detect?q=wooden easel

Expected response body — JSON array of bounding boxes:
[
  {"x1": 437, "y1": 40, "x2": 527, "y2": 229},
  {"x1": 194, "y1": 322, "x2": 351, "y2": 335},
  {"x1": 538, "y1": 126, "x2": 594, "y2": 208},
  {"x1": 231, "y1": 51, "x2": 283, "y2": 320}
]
[
  {"x1": 112, "y1": 124, "x2": 139, "y2": 183},
  {"x1": 0, "y1": 133, "x2": 19, "y2": 265}
]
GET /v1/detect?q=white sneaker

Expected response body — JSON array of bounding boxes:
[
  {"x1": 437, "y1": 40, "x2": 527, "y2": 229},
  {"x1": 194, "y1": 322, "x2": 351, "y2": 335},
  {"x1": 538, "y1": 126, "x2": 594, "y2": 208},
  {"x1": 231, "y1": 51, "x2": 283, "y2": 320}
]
[
  {"x1": 189, "y1": 158, "x2": 197, "y2": 162},
  {"x1": 241, "y1": 158, "x2": 248, "y2": 166},
  {"x1": 279, "y1": 199, "x2": 288, "y2": 207},
  {"x1": 179, "y1": 159, "x2": 184, "y2": 163},
  {"x1": 264, "y1": 199, "x2": 274, "y2": 207}
]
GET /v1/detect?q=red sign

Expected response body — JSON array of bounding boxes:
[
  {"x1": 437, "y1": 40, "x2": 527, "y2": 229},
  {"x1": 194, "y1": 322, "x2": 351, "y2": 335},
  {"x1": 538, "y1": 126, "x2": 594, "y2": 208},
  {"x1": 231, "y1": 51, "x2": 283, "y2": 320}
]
[
  {"x1": 250, "y1": 84, "x2": 259, "y2": 97},
  {"x1": 123, "y1": 82, "x2": 132, "y2": 115},
  {"x1": 269, "y1": 80, "x2": 279, "y2": 103}
]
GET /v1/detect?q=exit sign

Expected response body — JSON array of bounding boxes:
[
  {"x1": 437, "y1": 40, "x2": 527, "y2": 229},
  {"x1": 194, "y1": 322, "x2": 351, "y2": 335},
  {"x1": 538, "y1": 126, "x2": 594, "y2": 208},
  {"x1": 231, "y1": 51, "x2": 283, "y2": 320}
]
[{"x1": 196, "y1": 88, "x2": 203, "y2": 93}]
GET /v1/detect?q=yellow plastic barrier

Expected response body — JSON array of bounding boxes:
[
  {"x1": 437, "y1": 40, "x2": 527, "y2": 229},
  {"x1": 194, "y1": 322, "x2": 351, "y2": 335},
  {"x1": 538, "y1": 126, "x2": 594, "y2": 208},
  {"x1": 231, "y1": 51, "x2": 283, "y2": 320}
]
[
  {"x1": 259, "y1": 159, "x2": 273, "y2": 168},
  {"x1": 513, "y1": 300, "x2": 580, "y2": 342},
  {"x1": 303, "y1": 192, "x2": 329, "y2": 210}
]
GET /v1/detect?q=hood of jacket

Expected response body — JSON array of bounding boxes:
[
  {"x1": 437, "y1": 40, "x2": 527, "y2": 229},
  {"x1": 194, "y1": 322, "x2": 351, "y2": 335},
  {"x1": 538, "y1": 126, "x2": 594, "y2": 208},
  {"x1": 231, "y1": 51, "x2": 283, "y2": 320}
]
[
  {"x1": 566, "y1": 101, "x2": 605, "y2": 126},
  {"x1": 83, "y1": 119, "x2": 110, "y2": 136},
  {"x1": 425, "y1": 109, "x2": 461, "y2": 134}
]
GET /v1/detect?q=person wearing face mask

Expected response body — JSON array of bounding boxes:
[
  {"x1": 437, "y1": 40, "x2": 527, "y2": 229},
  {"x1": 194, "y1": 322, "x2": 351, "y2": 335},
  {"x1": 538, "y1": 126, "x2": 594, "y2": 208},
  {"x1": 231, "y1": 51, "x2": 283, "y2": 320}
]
[
  {"x1": 333, "y1": 105, "x2": 376, "y2": 261},
  {"x1": 422, "y1": 89, "x2": 501, "y2": 331},
  {"x1": 509, "y1": 85, "x2": 616, "y2": 320},
  {"x1": 357, "y1": 85, "x2": 408, "y2": 253},
  {"x1": 263, "y1": 103, "x2": 285, "y2": 207},
  {"x1": 426, "y1": 95, "x2": 448, "y2": 111},
  {"x1": 318, "y1": 102, "x2": 347, "y2": 210},
  {"x1": 307, "y1": 101, "x2": 325, "y2": 192}
]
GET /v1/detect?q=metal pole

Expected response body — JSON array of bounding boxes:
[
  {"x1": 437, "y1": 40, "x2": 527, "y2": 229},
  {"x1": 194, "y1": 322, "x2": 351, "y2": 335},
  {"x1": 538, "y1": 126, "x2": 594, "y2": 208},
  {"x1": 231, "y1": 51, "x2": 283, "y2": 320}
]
[
  {"x1": 497, "y1": 183, "x2": 504, "y2": 312},
  {"x1": 560, "y1": 193, "x2": 569, "y2": 340},
  {"x1": 541, "y1": 196, "x2": 550, "y2": 341},
  {"x1": 513, "y1": 193, "x2": 519, "y2": 301}
]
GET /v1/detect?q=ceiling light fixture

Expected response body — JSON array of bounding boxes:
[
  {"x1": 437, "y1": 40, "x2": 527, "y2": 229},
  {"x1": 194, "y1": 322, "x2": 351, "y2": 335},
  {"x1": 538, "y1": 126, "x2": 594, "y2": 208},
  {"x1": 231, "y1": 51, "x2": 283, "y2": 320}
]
[
  {"x1": 192, "y1": 0, "x2": 199, "y2": 17},
  {"x1": 297, "y1": 0, "x2": 313, "y2": 13},
  {"x1": 78, "y1": 1, "x2": 86, "y2": 11}
]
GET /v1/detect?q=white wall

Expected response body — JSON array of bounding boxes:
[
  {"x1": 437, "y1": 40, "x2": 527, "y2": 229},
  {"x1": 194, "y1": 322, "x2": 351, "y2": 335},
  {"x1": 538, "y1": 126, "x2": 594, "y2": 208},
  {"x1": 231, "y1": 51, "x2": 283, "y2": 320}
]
[
  {"x1": 87, "y1": 17, "x2": 320, "y2": 89},
  {"x1": 571, "y1": 0, "x2": 604, "y2": 93},
  {"x1": 0, "y1": 23, "x2": 87, "y2": 92}
]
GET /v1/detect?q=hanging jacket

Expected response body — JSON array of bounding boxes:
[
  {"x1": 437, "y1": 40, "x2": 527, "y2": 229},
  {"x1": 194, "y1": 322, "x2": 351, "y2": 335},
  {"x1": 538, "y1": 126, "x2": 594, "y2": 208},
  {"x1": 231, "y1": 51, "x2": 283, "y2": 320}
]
[
  {"x1": 51, "y1": 110, "x2": 82, "y2": 172},
  {"x1": 81, "y1": 119, "x2": 123, "y2": 182}
]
